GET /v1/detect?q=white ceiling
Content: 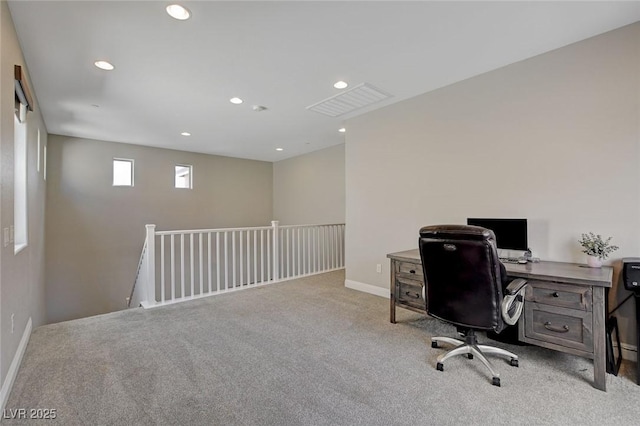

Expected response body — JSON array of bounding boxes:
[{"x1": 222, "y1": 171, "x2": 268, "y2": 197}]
[{"x1": 8, "y1": 1, "x2": 640, "y2": 162}]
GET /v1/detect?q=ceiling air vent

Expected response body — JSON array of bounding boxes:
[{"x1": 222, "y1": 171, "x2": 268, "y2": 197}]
[{"x1": 306, "y1": 83, "x2": 392, "y2": 117}]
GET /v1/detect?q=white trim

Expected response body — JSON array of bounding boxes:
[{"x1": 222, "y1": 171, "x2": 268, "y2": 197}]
[
  {"x1": 614, "y1": 342, "x2": 638, "y2": 362},
  {"x1": 0, "y1": 317, "x2": 32, "y2": 411},
  {"x1": 113, "y1": 158, "x2": 134, "y2": 187},
  {"x1": 345, "y1": 279, "x2": 389, "y2": 299},
  {"x1": 13, "y1": 242, "x2": 27, "y2": 255},
  {"x1": 174, "y1": 164, "x2": 193, "y2": 189}
]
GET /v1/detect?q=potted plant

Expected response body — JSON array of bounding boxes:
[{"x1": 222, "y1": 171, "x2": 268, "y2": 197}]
[{"x1": 578, "y1": 232, "x2": 619, "y2": 268}]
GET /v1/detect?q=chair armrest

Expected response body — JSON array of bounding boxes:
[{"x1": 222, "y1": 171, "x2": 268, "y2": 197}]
[
  {"x1": 502, "y1": 279, "x2": 528, "y2": 325},
  {"x1": 505, "y1": 278, "x2": 527, "y2": 295}
]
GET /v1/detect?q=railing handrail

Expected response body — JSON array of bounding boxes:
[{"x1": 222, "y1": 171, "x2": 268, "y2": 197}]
[
  {"x1": 155, "y1": 223, "x2": 342, "y2": 235},
  {"x1": 279, "y1": 223, "x2": 345, "y2": 229},
  {"x1": 156, "y1": 226, "x2": 273, "y2": 235},
  {"x1": 127, "y1": 239, "x2": 148, "y2": 308}
]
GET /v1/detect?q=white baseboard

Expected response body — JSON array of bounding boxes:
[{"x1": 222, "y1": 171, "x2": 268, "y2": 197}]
[
  {"x1": 0, "y1": 317, "x2": 32, "y2": 411},
  {"x1": 345, "y1": 279, "x2": 389, "y2": 299},
  {"x1": 615, "y1": 342, "x2": 638, "y2": 362}
]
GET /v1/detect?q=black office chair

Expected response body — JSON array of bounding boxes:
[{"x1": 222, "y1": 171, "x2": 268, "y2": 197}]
[{"x1": 418, "y1": 225, "x2": 527, "y2": 386}]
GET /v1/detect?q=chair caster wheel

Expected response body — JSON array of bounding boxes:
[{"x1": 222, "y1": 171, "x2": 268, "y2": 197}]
[
  {"x1": 510, "y1": 358, "x2": 519, "y2": 367},
  {"x1": 492, "y1": 377, "x2": 501, "y2": 387},
  {"x1": 436, "y1": 362, "x2": 444, "y2": 371},
  {"x1": 431, "y1": 341, "x2": 439, "y2": 348},
  {"x1": 467, "y1": 354, "x2": 474, "y2": 360}
]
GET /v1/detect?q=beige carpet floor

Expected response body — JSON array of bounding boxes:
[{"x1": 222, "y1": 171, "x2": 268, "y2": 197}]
[{"x1": 4, "y1": 270, "x2": 639, "y2": 425}]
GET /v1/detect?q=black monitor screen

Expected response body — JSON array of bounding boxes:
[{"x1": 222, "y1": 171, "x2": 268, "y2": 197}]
[{"x1": 466, "y1": 218, "x2": 528, "y2": 251}]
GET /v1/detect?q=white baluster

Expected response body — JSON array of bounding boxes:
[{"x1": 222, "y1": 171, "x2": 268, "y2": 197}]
[
  {"x1": 199, "y1": 233, "x2": 203, "y2": 295},
  {"x1": 232, "y1": 231, "x2": 236, "y2": 289},
  {"x1": 224, "y1": 231, "x2": 229, "y2": 291},
  {"x1": 328, "y1": 226, "x2": 332, "y2": 270},
  {"x1": 246, "y1": 230, "x2": 251, "y2": 285},
  {"x1": 145, "y1": 224, "x2": 156, "y2": 305},
  {"x1": 238, "y1": 230, "x2": 242, "y2": 285},
  {"x1": 171, "y1": 234, "x2": 175, "y2": 301},
  {"x1": 207, "y1": 232, "x2": 212, "y2": 293},
  {"x1": 260, "y1": 229, "x2": 265, "y2": 283},
  {"x1": 253, "y1": 230, "x2": 258, "y2": 284},
  {"x1": 291, "y1": 228, "x2": 296, "y2": 277},
  {"x1": 338, "y1": 225, "x2": 341, "y2": 267},
  {"x1": 216, "y1": 232, "x2": 221, "y2": 292},
  {"x1": 267, "y1": 229, "x2": 272, "y2": 281},
  {"x1": 161, "y1": 234, "x2": 165, "y2": 303},
  {"x1": 287, "y1": 229, "x2": 291, "y2": 277},
  {"x1": 239, "y1": 230, "x2": 244, "y2": 286},
  {"x1": 302, "y1": 227, "x2": 306, "y2": 275},
  {"x1": 317, "y1": 226, "x2": 321, "y2": 271},
  {"x1": 272, "y1": 221, "x2": 279, "y2": 281},
  {"x1": 190, "y1": 233, "x2": 195, "y2": 297},
  {"x1": 180, "y1": 233, "x2": 185, "y2": 298},
  {"x1": 332, "y1": 225, "x2": 337, "y2": 269}
]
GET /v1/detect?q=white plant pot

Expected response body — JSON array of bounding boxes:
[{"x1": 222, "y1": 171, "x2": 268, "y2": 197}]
[{"x1": 587, "y1": 256, "x2": 602, "y2": 268}]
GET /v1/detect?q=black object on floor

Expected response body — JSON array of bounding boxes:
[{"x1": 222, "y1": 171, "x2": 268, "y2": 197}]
[
  {"x1": 634, "y1": 290, "x2": 640, "y2": 386},
  {"x1": 487, "y1": 324, "x2": 529, "y2": 346},
  {"x1": 605, "y1": 316, "x2": 622, "y2": 376}
]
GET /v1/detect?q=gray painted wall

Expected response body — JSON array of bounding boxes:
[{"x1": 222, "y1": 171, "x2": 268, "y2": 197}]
[
  {"x1": 1, "y1": 0, "x2": 47, "y2": 390},
  {"x1": 345, "y1": 24, "x2": 640, "y2": 348},
  {"x1": 46, "y1": 135, "x2": 273, "y2": 323},
  {"x1": 273, "y1": 144, "x2": 345, "y2": 225}
]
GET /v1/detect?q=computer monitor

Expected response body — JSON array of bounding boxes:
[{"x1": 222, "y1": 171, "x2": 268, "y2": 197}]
[{"x1": 466, "y1": 218, "x2": 528, "y2": 251}]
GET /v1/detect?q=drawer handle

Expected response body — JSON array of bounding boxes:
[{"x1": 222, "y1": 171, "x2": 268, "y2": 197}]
[
  {"x1": 405, "y1": 291, "x2": 420, "y2": 299},
  {"x1": 544, "y1": 321, "x2": 569, "y2": 333},
  {"x1": 552, "y1": 292, "x2": 559, "y2": 298},
  {"x1": 409, "y1": 269, "x2": 416, "y2": 274}
]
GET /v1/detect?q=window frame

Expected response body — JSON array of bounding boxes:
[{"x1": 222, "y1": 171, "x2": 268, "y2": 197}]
[
  {"x1": 113, "y1": 158, "x2": 135, "y2": 187},
  {"x1": 14, "y1": 104, "x2": 28, "y2": 254},
  {"x1": 174, "y1": 164, "x2": 193, "y2": 189}
]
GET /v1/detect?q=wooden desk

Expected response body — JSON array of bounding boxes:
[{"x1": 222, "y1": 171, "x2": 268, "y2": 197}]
[{"x1": 387, "y1": 249, "x2": 613, "y2": 391}]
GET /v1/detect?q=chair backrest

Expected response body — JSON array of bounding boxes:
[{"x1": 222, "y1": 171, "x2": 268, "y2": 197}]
[{"x1": 419, "y1": 224, "x2": 505, "y2": 332}]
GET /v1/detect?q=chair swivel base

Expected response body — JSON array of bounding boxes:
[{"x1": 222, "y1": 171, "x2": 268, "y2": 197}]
[{"x1": 431, "y1": 332, "x2": 519, "y2": 387}]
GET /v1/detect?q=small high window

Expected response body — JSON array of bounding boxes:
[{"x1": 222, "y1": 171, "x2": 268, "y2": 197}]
[
  {"x1": 113, "y1": 159, "x2": 134, "y2": 186},
  {"x1": 175, "y1": 164, "x2": 192, "y2": 189}
]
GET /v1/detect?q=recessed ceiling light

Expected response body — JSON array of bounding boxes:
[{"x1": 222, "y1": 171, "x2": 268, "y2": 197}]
[
  {"x1": 334, "y1": 81, "x2": 348, "y2": 89},
  {"x1": 166, "y1": 4, "x2": 191, "y2": 20},
  {"x1": 230, "y1": 97, "x2": 243, "y2": 104},
  {"x1": 94, "y1": 60, "x2": 114, "y2": 71},
  {"x1": 181, "y1": 132, "x2": 191, "y2": 136},
  {"x1": 338, "y1": 127, "x2": 346, "y2": 133},
  {"x1": 276, "y1": 148, "x2": 284, "y2": 151}
]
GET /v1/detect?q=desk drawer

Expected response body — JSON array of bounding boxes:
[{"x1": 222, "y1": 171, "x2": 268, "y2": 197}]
[
  {"x1": 396, "y1": 261, "x2": 423, "y2": 282},
  {"x1": 396, "y1": 276, "x2": 425, "y2": 310},
  {"x1": 526, "y1": 281, "x2": 591, "y2": 311},
  {"x1": 524, "y1": 302, "x2": 593, "y2": 353}
]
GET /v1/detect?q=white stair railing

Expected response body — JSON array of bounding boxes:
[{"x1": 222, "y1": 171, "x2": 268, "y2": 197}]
[
  {"x1": 128, "y1": 239, "x2": 148, "y2": 308},
  {"x1": 132, "y1": 221, "x2": 345, "y2": 308}
]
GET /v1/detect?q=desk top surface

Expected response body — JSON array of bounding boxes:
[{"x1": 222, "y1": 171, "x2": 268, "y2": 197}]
[{"x1": 387, "y1": 249, "x2": 613, "y2": 288}]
